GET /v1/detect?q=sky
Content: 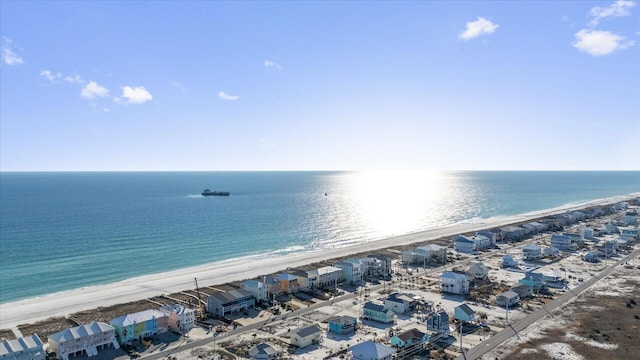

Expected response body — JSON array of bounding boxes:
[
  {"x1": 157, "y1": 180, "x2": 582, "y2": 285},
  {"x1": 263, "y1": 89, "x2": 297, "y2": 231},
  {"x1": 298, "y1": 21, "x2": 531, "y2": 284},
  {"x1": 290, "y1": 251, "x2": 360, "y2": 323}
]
[{"x1": 1, "y1": 1, "x2": 639, "y2": 171}]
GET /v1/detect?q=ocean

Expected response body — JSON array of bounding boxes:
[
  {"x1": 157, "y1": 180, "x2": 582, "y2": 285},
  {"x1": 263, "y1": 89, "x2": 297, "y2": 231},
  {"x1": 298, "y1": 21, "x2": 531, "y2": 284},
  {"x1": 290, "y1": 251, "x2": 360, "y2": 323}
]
[{"x1": 1, "y1": 171, "x2": 638, "y2": 303}]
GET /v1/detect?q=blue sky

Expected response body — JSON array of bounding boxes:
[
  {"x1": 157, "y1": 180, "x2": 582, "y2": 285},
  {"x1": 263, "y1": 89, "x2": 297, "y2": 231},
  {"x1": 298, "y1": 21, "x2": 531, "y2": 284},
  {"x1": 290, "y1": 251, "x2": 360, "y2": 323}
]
[{"x1": 1, "y1": 1, "x2": 639, "y2": 171}]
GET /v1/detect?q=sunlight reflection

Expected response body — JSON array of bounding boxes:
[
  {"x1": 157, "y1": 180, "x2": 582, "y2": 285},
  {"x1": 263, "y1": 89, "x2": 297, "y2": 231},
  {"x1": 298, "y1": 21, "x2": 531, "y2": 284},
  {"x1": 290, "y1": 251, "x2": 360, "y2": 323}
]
[{"x1": 345, "y1": 171, "x2": 453, "y2": 237}]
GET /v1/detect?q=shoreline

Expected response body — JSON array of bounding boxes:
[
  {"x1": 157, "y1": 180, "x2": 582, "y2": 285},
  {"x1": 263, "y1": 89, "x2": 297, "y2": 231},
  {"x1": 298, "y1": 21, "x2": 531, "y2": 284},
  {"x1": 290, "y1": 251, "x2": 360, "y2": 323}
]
[{"x1": 1, "y1": 193, "x2": 638, "y2": 329}]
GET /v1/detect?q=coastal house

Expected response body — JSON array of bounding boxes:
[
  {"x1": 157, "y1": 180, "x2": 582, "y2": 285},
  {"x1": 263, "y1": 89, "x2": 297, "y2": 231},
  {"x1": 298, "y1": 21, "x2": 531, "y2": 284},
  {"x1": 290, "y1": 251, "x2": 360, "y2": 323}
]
[
  {"x1": 110, "y1": 309, "x2": 169, "y2": 344},
  {"x1": 206, "y1": 289, "x2": 255, "y2": 318},
  {"x1": 159, "y1": 304, "x2": 195, "y2": 335},
  {"x1": 0, "y1": 335, "x2": 45, "y2": 360},
  {"x1": 453, "y1": 234, "x2": 491, "y2": 253},
  {"x1": 335, "y1": 259, "x2": 365, "y2": 284},
  {"x1": 453, "y1": 303, "x2": 476, "y2": 323},
  {"x1": 425, "y1": 310, "x2": 450, "y2": 335},
  {"x1": 522, "y1": 244, "x2": 542, "y2": 261},
  {"x1": 550, "y1": 234, "x2": 575, "y2": 251},
  {"x1": 48, "y1": 321, "x2": 119, "y2": 360},
  {"x1": 415, "y1": 244, "x2": 447, "y2": 264},
  {"x1": 364, "y1": 254, "x2": 392, "y2": 278},
  {"x1": 603, "y1": 222, "x2": 619, "y2": 235},
  {"x1": 328, "y1": 316, "x2": 357, "y2": 335},
  {"x1": 501, "y1": 254, "x2": 518, "y2": 268},
  {"x1": 580, "y1": 227, "x2": 595, "y2": 240},
  {"x1": 384, "y1": 293, "x2": 417, "y2": 314},
  {"x1": 620, "y1": 214, "x2": 639, "y2": 226},
  {"x1": 466, "y1": 262, "x2": 488, "y2": 280},
  {"x1": 390, "y1": 328, "x2": 429, "y2": 349},
  {"x1": 440, "y1": 271, "x2": 469, "y2": 295},
  {"x1": 307, "y1": 266, "x2": 341, "y2": 290},
  {"x1": 621, "y1": 228, "x2": 639, "y2": 242},
  {"x1": 543, "y1": 246, "x2": 560, "y2": 258},
  {"x1": 584, "y1": 250, "x2": 601, "y2": 263},
  {"x1": 496, "y1": 291, "x2": 520, "y2": 308},
  {"x1": 476, "y1": 230, "x2": 499, "y2": 244},
  {"x1": 350, "y1": 341, "x2": 395, "y2": 360},
  {"x1": 290, "y1": 325, "x2": 322, "y2": 348},
  {"x1": 511, "y1": 284, "x2": 533, "y2": 299},
  {"x1": 499, "y1": 226, "x2": 525, "y2": 241},
  {"x1": 519, "y1": 271, "x2": 546, "y2": 292},
  {"x1": 276, "y1": 273, "x2": 298, "y2": 293},
  {"x1": 260, "y1": 275, "x2": 282, "y2": 300},
  {"x1": 243, "y1": 279, "x2": 269, "y2": 303},
  {"x1": 362, "y1": 302, "x2": 395, "y2": 323},
  {"x1": 248, "y1": 342, "x2": 278, "y2": 360}
]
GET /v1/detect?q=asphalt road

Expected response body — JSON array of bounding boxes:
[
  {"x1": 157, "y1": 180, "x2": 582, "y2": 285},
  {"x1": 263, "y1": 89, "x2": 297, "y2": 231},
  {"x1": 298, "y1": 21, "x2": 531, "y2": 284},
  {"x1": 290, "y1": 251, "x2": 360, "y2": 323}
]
[{"x1": 456, "y1": 248, "x2": 640, "y2": 360}]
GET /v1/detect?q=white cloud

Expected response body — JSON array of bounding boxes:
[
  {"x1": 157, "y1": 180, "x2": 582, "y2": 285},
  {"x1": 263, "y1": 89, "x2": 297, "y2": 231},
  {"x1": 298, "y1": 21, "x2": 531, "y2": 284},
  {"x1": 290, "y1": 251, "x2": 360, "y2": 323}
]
[
  {"x1": 1, "y1": 38, "x2": 24, "y2": 65},
  {"x1": 119, "y1": 86, "x2": 153, "y2": 104},
  {"x1": 459, "y1": 17, "x2": 499, "y2": 40},
  {"x1": 264, "y1": 60, "x2": 282, "y2": 70},
  {"x1": 218, "y1": 91, "x2": 239, "y2": 101},
  {"x1": 81, "y1": 81, "x2": 110, "y2": 99},
  {"x1": 573, "y1": 29, "x2": 635, "y2": 56},
  {"x1": 590, "y1": 0, "x2": 635, "y2": 26},
  {"x1": 40, "y1": 70, "x2": 62, "y2": 82},
  {"x1": 64, "y1": 75, "x2": 85, "y2": 84}
]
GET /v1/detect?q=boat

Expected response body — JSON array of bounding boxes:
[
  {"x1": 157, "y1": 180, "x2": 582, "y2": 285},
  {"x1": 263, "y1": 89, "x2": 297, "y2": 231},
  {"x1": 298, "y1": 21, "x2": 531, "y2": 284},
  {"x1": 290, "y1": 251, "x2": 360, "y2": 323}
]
[{"x1": 201, "y1": 189, "x2": 230, "y2": 196}]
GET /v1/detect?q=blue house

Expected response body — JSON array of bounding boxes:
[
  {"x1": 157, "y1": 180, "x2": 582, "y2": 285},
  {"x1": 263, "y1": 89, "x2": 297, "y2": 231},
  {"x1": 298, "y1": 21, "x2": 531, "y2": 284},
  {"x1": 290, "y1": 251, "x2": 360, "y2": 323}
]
[
  {"x1": 426, "y1": 310, "x2": 449, "y2": 335},
  {"x1": 519, "y1": 271, "x2": 546, "y2": 292},
  {"x1": 390, "y1": 328, "x2": 429, "y2": 348},
  {"x1": 362, "y1": 302, "x2": 394, "y2": 324},
  {"x1": 453, "y1": 303, "x2": 476, "y2": 323},
  {"x1": 328, "y1": 316, "x2": 357, "y2": 334}
]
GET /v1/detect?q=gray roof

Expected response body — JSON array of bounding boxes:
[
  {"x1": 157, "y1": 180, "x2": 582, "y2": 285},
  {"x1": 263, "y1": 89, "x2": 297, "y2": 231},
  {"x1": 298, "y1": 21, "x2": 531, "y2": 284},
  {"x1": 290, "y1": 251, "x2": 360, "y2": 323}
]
[
  {"x1": 349, "y1": 340, "x2": 395, "y2": 358},
  {"x1": 209, "y1": 289, "x2": 253, "y2": 304},
  {"x1": 497, "y1": 290, "x2": 519, "y2": 299},
  {"x1": 396, "y1": 328, "x2": 425, "y2": 341},
  {"x1": 293, "y1": 325, "x2": 321, "y2": 338},
  {"x1": 455, "y1": 303, "x2": 475, "y2": 317},
  {"x1": 329, "y1": 316, "x2": 357, "y2": 325},
  {"x1": 49, "y1": 321, "x2": 114, "y2": 343},
  {"x1": 363, "y1": 302, "x2": 387, "y2": 312},
  {"x1": 249, "y1": 342, "x2": 277, "y2": 357}
]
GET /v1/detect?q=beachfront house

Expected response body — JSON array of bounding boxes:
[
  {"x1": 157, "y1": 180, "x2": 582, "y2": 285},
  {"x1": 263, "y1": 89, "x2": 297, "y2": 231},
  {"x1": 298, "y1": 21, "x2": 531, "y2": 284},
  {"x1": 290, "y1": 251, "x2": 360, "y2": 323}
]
[
  {"x1": 260, "y1": 275, "x2": 283, "y2": 300},
  {"x1": 206, "y1": 289, "x2": 255, "y2": 318},
  {"x1": 328, "y1": 316, "x2": 357, "y2": 335},
  {"x1": 466, "y1": 262, "x2": 488, "y2": 280},
  {"x1": 243, "y1": 279, "x2": 269, "y2": 303},
  {"x1": 350, "y1": 341, "x2": 395, "y2": 360},
  {"x1": 48, "y1": 321, "x2": 119, "y2": 360},
  {"x1": 335, "y1": 259, "x2": 365, "y2": 284},
  {"x1": 426, "y1": 310, "x2": 450, "y2": 335},
  {"x1": 362, "y1": 302, "x2": 395, "y2": 323},
  {"x1": 496, "y1": 291, "x2": 520, "y2": 308},
  {"x1": 476, "y1": 230, "x2": 499, "y2": 244},
  {"x1": 159, "y1": 304, "x2": 195, "y2": 335},
  {"x1": 0, "y1": 334, "x2": 45, "y2": 360},
  {"x1": 110, "y1": 309, "x2": 169, "y2": 344},
  {"x1": 390, "y1": 328, "x2": 429, "y2": 349},
  {"x1": 248, "y1": 342, "x2": 278, "y2": 360},
  {"x1": 290, "y1": 325, "x2": 322, "y2": 348},
  {"x1": 453, "y1": 234, "x2": 491, "y2": 253},
  {"x1": 416, "y1": 244, "x2": 447, "y2": 265},
  {"x1": 440, "y1": 271, "x2": 469, "y2": 295},
  {"x1": 453, "y1": 303, "x2": 476, "y2": 323},
  {"x1": 384, "y1": 293, "x2": 417, "y2": 314},
  {"x1": 499, "y1": 226, "x2": 525, "y2": 242},
  {"x1": 522, "y1": 244, "x2": 542, "y2": 261},
  {"x1": 307, "y1": 266, "x2": 341, "y2": 290},
  {"x1": 276, "y1": 273, "x2": 298, "y2": 294},
  {"x1": 364, "y1": 254, "x2": 392, "y2": 279}
]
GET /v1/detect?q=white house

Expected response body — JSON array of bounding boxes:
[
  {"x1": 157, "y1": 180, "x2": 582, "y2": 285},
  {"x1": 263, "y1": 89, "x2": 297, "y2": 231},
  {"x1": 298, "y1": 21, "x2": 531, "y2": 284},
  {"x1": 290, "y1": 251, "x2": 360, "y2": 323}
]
[
  {"x1": 0, "y1": 335, "x2": 45, "y2": 360},
  {"x1": 307, "y1": 266, "x2": 341, "y2": 290},
  {"x1": 248, "y1": 342, "x2": 278, "y2": 360},
  {"x1": 466, "y1": 262, "x2": 488, "y2": 280},
  {"x1": 243, "y1": 279, "x2": 269, "y2": 303},
  {"x1": 48, "y1": 322, "x2": 119, "y2": 360},
  {"x1": 350, "y1": 340, "x2": 395, "y2": 360},
  {"x1": 522, "y1": 244, "x2": 542, "y2": 260},
  {"x1": 453, "y1": 234, "x2": 491, "y2": 253},
  {"x1": 290, "y1": 325, "x2": 322, "y2": 348},
  {"x1": 415, "y1": 244, "x2": 447, "y2": 264},
  {"x1": 335, "y1": 259, "x2": 365, "y2": 284},
  {"x1": 501, "y1": 254, "x2": 518, "y2": 268},
  {"x1": 159, "y1": 304, "x2": 195, "y2": 334},
  {"x1": 384, "y1": 293, "x2": 417, "y2": 314},
  {"x1": 440, "y1": 272, "x2": 469, "y2": 294}
]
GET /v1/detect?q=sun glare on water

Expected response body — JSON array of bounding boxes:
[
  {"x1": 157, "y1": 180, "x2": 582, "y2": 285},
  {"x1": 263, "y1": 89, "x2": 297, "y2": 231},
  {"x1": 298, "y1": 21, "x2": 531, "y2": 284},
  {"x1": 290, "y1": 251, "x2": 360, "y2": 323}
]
[{"x1": 344, "y1": 170, "x2": 455, "y2": 238}]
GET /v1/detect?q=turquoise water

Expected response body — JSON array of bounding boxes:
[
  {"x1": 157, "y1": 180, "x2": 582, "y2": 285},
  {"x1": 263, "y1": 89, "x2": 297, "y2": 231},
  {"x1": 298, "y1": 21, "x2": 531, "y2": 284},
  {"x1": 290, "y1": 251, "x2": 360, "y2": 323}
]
[{"x1": 1, "y1": 171, "x2": 638, "y2": 303}]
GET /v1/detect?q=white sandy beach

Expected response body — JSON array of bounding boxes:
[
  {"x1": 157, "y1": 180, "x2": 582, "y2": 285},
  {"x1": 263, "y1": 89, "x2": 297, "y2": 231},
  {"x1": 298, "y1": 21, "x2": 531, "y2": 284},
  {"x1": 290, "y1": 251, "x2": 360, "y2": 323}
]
[{"x1": 0, "y1": 194, "x2": 637, "y2": 329}]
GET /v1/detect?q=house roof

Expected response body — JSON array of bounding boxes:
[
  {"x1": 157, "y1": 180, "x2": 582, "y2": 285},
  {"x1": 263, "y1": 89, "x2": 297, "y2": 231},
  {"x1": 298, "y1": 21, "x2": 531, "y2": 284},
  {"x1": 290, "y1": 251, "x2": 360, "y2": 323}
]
[
  {"x1": 50, "y1": 321, "x2": 114, "y2": 343},
  {"x1": 387, "y1": 292, "x2": 416, "y2": 304},
  {"x1": 396, "y1": 328, "x2": 426, "y2": 341},
  {"x1": 467, "y1": 262, "x2": 488, "y2": 273},
  {"x1": 110, "y1": 310, "x2": 167, "y2": 327},
  {"x1": 0, "y1": 335, "x2": 43, "y2": 356},
  {"x1": 363, "y1": 302, "x2": 389, "y2": 313},
  {"x1": 249, "y1": 342, "x2": 277, "y2": 357},
  {"x1": 440, "y1": 271, "x2": 466, "y2": 280},
  {"x1": 329, "y1": 316, "x2": 357, "y2": 325},
  {"x1": 209, "y1": 289, "x2": 253, "y2": 304},
  {"x1": 349, "y1": 340, "x2": 395, "y2": 358},
  {"x1": 455, "y1": 303, "x2": 475, "y2": 317},
  {"x1": 497, "y1": 290, "x2": 519, "y2": 299},
  {"x1": 417, "y1": 244, "x2": 445, "y2": 251},
  {"x1": 293, "y1": 325, "x2": 321, "y2": 338},
  {"x1": 522, "y1": 244, "x2": 541, "y2": 251},
  {"x1": 160, "y1": 303, "x2": 194, "y2": 315},
  {"x1": 277, "y1": 273, "x2": 297, "y2": 281},
  {"x1": 308, "y1": 266, "x2": 341, "y2": 276}
]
